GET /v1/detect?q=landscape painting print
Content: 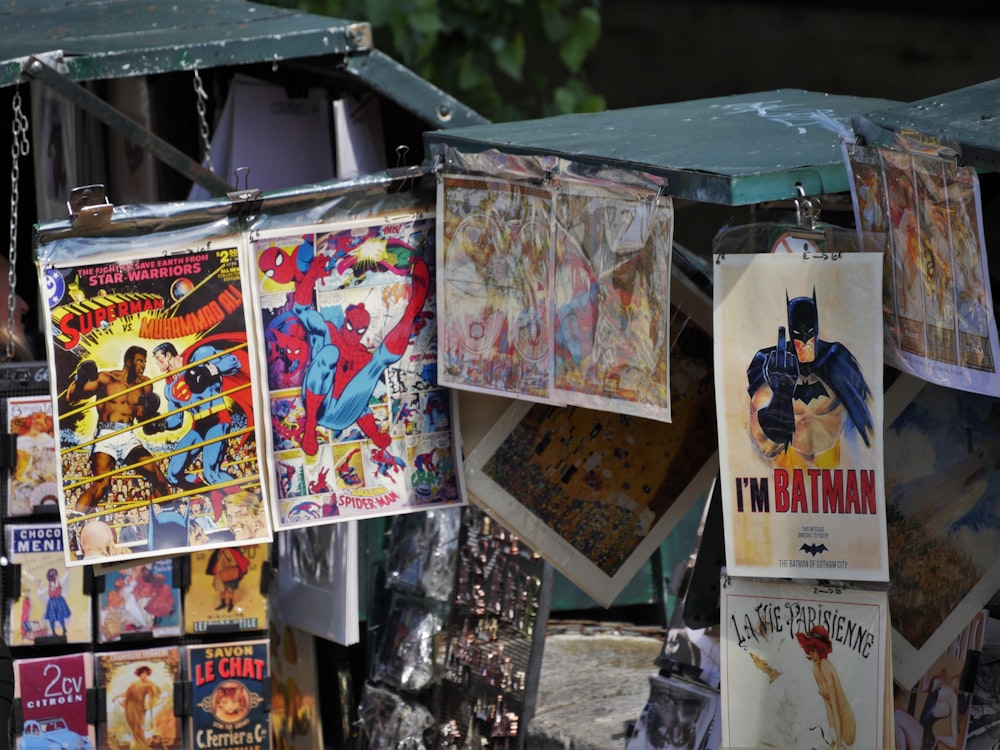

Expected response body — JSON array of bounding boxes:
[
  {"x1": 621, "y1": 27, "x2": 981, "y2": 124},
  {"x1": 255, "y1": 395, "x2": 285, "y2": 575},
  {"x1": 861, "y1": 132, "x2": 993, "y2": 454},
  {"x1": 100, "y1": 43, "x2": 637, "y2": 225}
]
[
  {"x1": 713, "y1": 252, "x2": 888, "y2": 581},
  {"x1": 249, "y1": 209, "x2": 459, "y2": 528},
  {"x1": 883, "y1": 376, "x2": 1000, "y2": 688}
]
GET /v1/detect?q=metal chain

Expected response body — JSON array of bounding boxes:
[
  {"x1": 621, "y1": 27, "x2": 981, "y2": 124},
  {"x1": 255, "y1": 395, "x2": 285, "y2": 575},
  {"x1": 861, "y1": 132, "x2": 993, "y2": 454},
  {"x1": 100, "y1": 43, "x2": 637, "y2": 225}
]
[
  {"x1": 6, "y1": 87, "x2": 29, "y2": 361},
  {"x1": 192, "y1": 67, "x2": 213, "y2": 172}
]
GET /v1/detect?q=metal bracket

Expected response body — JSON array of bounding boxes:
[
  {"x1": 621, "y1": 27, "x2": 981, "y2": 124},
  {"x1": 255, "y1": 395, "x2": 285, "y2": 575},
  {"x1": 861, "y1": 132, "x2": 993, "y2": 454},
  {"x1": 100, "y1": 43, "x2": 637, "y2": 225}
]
[
  {"x1": 67, "y1": 184, "x2": 113, "y2": 229},
  {"x1": 21, "y1": 55, "x2": 234, "y2": 197}
]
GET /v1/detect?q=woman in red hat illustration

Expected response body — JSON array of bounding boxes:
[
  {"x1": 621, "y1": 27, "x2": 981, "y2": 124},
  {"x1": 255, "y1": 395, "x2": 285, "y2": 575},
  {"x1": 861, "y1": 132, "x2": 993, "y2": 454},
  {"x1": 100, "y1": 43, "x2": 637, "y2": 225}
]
[{"x1": 796, "y1": 625, "x2": 856, "y2": 749}]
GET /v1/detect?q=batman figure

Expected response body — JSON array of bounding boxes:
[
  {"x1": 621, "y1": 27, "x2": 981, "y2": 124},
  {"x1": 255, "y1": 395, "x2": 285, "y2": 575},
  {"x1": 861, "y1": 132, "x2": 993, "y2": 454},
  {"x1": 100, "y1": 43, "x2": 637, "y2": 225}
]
[{"x1": 746, "y1": 289, "x2": 873, "y2": 460}]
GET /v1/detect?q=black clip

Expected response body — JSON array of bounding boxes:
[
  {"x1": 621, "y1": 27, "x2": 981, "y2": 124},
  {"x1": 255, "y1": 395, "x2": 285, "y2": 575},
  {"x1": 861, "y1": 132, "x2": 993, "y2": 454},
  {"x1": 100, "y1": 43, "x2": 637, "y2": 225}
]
[
  {"x1": 0, "y1": 430, "x2": 14, "y2": 469},
  {"x1": 175, "y1": 680, "x2": 193, "y2": 717},
  {"x1": 175, "y1": 554, "x2": 191, "y2": 590},
  {"x1": 86, "y1": 687, "x2": 100, "y2": 725},
  {"x1": 227, "y1": 167, "x2": 263, "y2": 218},
  {"x1": 387, "y1": 145, "x2": 420, "y2": 193},
  {"x1": 2, "y1": 560, "x2": 21, "y2": 599},
  {"x1": 258, "y1": 559, "x2": 272, "y2": 596},
  {"x1": 67, "y1": 184, "x2": 113, "y2": 229}
]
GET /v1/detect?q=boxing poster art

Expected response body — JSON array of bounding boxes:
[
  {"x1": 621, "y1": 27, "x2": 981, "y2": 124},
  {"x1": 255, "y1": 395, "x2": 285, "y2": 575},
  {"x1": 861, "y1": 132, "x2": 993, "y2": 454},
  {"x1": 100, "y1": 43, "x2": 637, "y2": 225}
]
[{"x1": 37, "y1": 231, "x2": 272, "y2": 565}]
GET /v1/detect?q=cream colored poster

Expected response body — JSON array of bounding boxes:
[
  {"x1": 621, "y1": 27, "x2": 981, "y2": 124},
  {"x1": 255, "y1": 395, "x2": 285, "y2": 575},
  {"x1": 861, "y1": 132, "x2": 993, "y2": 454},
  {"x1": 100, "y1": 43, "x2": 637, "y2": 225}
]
[{"x1": 713, "y1": 252, "x2": 887, "y2": 581}]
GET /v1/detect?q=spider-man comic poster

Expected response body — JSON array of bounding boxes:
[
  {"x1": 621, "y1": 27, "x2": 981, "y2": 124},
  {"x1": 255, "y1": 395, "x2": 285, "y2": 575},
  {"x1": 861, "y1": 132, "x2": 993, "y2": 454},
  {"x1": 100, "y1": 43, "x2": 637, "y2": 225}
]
[
  {"x1": 249, "y1": 209, "x2": 461, "y2": 527},
  {"x1": 37, "y1": 230, "x2": 272, "y2": 566}
]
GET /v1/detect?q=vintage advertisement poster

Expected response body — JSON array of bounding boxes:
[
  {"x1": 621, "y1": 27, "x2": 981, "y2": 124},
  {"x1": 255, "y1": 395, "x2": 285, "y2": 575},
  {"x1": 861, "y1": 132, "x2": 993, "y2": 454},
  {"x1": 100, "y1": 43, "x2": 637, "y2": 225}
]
[
  {"x1": 713, "y1": 252, "x2": 888, "y2": 581},
  {"x1": 5, "y1": 522, "x2": 91, "y2": 645},
  {"x1": 626, "y1": 674, "x2": 718, "y2": 750},
  {"x1": 883, "y1": 375, "x2": 1000, "y2": 688},
  {"x1": 721, "y1": 577, "x2": 889, "y2": 750},
  {"x1": 844, "y1": 141, "x2": 1000, "y2": 397},
  {"x1": 184, "y1": 543, "x2": 270, "y2": 634},
  {"x1": 248, "y1": 211, "x2": 460, "y2": 528},
  {"x1": 39, "y1": 236, "x2": 271, "y2": 566},
  {"x1": 14, "y1": 651, "x2": 94, "y2": 750},
  {"x1": 97, "y1": 645, "x2": 183, "y2": 750},
  {"x1": 97, "y1": 558, "x2": 182, "y2": 643},
  {"x1": 5, "y1": 394, "x2": 58, "y2": 516},
  {"x1": 188, "y1": 639, "x2": 270, "y2": 750},
  {"x1": 438, "y1": 172, "x2": 673, "y2": 421},
  {"x1": 464, "y1": 313, "x2": 717, "y2": 607},
  {"x1": 270, "y1": 619, "x2": 324, "y2": 750},
  {"x1": 893, "y1": 608, "x2": 986, "y2": 750}
]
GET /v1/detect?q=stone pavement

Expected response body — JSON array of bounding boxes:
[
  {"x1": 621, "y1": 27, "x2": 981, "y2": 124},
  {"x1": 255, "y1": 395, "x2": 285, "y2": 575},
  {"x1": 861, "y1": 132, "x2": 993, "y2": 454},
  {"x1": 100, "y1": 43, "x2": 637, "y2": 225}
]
[{"x1": 526, "y1": 623, "x2": 664, "y2": 750}]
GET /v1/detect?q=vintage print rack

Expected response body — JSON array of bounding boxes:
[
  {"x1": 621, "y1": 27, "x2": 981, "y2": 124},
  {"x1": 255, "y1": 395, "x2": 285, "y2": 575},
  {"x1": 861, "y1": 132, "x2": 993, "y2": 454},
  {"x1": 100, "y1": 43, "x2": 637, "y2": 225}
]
[
  {"x1": 721, "y1": 577, "x2": 890, "y2": 750},
  {"x1": 464, "y1": 307, "x2": 716, "y2": 607},
  {"x1": 713, "y1": 252, "x2": 888, "y2": 581},
  {"x1": 37, "y1": 230, "x2": 272, "y2": 566},
  {"x1": 844, "y1": 139, "x2": 1000, "y2": 397},
  {"x1": 188, "y1": 639, "x2": 271, "y2": 750},
  {"x1": 13, "y1": 651, "x2": 95, "y2": 750},
  {"x1": 437, "y1": 165, "x2": 673, "y2": 422},
  {"x1": 883, "y1": 375, "x2": 1000, "y2": 688},
  {"x1": 98, "y1": 644, "x2": 183, "y2": 750},
  {"x1": 5, "y1": 521, "x2": 91, "y2": 645},
  {"x1": 5, "y1": 394, "x2": 58, "y2": 515},
  {"x1": 248, "y1": 209, "x2": 461, "y2": 527}
]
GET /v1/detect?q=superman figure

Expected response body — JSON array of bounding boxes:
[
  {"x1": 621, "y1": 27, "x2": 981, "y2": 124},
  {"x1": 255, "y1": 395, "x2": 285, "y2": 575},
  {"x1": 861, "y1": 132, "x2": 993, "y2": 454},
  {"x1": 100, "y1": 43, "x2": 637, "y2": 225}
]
[{"x1": 746, "y1": 289, "x2": 873, "y2": 466}]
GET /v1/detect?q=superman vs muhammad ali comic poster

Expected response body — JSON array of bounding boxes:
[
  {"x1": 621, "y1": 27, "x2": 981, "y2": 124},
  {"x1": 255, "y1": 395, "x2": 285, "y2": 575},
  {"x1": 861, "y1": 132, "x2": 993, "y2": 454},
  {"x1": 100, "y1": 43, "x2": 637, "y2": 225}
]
[
  {"x1": 713, "y1": 252, "x2": 888, "y2": 581},
  {"x1": 36, "y1": 226, "x2": 272, "y2": 566},
  {"x1": 247, "y1": 207, "x2": 461, "y2": 529}
]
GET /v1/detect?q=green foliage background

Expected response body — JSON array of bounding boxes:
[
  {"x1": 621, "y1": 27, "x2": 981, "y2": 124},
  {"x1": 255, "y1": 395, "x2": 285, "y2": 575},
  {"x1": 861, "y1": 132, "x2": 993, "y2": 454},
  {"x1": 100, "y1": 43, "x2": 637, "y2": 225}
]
[{"x1": 267, "y1": 0, "x2": 606, "y2": 122}]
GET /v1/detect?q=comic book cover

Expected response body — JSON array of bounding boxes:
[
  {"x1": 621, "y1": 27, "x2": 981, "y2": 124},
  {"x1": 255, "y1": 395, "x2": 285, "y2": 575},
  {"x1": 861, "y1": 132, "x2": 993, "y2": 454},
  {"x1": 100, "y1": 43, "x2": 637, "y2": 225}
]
[
  {"x1": 720, "y1": 577, "x2": 889, "y2": 750},
  {"x1": 269, "y1": 618, "x2": 323, "y2": 750},
  {"x1": 5, "y1": 395, "x2": 59, "y2": 516},
  {"x1": 883, "y1": 375, "x2": 1000, "y2": 688},
  {"x1": 5, "y1": 522, "x2": 91, "y2": 645},
  {"x1": 893, "y1": 608, "x2": 986, "y2": 750},
  {"x1": 97, "y1": 644, "x2": 183, "y2": 750},
  {"x1": 189, "y1": 639, "x2": 270, "y2": 750},
  {"x1": 248, "y1": 210, "x2": 460, "y2": 527},
  {"x1": 184, "y1": 543, "x2": 269, "y2": 634},
  {"x1": 625, "y1": 674, "x2": 718, "y2": 750},
  {"x1": 464, "y1": 312, "x2": 717, "y2": 607},
  {"x1": 713, "y1": 252, "x2": 888, "y2": 581},
  {"x1": 438, "y1": 172, "x2": 674, "y2": 421},
  {"x1": 96, "y1": 557, "x2": 182, "y2": 643},
  {"x1": 13, "y1": 651, "x2": 94, "y2": 750},
  {"x1": 38, "y1": 236, "x2": 271, "y2": 566},
  {"x1": 844, "y1": 140, "x2": 1000, "y2": 397}
]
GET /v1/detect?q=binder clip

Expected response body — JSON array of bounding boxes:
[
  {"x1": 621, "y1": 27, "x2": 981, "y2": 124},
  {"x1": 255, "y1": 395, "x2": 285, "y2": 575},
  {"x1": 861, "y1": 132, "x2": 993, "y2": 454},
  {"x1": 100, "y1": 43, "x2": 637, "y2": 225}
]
[
  {"x1": 67, "y1": 185, "x2": 113, "y2": 230},
  {"x1": 227, "y1": 167, "x2": 263, "y2": 219},
  {"x1": 387, "y1": 145, "x2": 421, "y2": 194},
  {"x1": 175, "y1": 680, "x2": 193, "y2": 717},
  {"x1": 1, "y1": 558, "x2": 21, "y2": 600}
]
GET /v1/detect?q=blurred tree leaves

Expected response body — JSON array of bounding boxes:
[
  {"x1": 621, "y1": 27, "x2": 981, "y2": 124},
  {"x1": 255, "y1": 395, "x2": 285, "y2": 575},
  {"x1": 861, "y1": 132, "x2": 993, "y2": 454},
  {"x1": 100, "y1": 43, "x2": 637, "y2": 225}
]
[{"x1": 268, "y1": 0, "x2": 605, "y2": 122}]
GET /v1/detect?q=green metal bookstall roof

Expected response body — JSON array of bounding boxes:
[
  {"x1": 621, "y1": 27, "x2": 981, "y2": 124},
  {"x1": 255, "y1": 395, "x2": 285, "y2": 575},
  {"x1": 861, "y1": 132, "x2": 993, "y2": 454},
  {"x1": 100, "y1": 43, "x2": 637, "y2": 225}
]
[
  {"x1": 425, "y1": 89, "x2": 901, "y2": 206},
  {"x1": 0, "y1": 0, "x2": 485, "y2": 130}
]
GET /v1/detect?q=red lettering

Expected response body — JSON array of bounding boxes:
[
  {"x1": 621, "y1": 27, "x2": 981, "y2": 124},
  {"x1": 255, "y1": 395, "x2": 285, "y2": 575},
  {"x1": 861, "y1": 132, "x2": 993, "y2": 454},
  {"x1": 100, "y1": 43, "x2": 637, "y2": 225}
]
[
  {"x1": 773, "y1": 469, "x2": 789, "y2": 512},
  {"x1": 860, "y1": 470, "x2": 875, "y2": 514},
  {"x1": 807, "y1": 469, "x2": 821, "y2": 512},
  {"x1": 845, "y1": 471, "x2": 861, "y2": 513},
  {"x1": 822, "y1": 470, "x2": 843, "y2": 513},
  {"x1": 195, "y1": 661, "x2": 215, "y2": 687},
  {"x1": 790, "y1": 469, "x2": 807, "y2": 512}
]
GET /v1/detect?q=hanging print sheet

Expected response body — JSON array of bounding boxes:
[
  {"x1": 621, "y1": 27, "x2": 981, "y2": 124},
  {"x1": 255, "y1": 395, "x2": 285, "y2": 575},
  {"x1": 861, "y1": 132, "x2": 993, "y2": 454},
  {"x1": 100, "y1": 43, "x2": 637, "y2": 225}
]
[
  {"x1": 883, "y1": 374, "x2": 1000, "y2": 688},
  {"x1": 248, "y1": 209, "x2": 460, "y2": 527},
  {"x1": 721, "y1": 577, "x2": 889, "y2": 750},
  {"x1": 713, "y1": 252, "x2": 888, "y2": 581},
  {"x1": 5, "y1": 394, "x2": 58, "y2": 516},
  {"x1": 438, "y1": 169, "x2": 673, "y2": 420},
  {"x1": 844, "y1": 140, "x2": 1000, "y2": 397},
  {"x1": 38, "y1": 232, "x2": 272, "y2": 566},
  {"x1": 464, "y1": 312, "x2": 717, "y2": 607}
]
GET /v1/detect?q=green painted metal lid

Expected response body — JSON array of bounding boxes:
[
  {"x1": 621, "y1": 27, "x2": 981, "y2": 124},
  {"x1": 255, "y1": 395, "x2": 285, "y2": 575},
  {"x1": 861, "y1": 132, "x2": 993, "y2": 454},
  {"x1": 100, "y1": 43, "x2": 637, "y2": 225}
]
[{"x1": 426, "y1": 89, "x2": 901, "y2": 205}]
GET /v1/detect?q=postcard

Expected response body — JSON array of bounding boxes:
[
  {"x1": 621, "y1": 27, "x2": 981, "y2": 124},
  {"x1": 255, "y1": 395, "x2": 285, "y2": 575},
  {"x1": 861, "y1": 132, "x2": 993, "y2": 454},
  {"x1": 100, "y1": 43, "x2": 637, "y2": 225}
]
[
  {"x1": 97, "y1": 645, "x2": 183, "y2": 750},
  {"x1": 184, "y1": 543, "x2": 270, "y2": 635},
  {"x1": 14, "y1": 651, "x2": 94, "y2": 750},
  {"x1": 5, "y1": 395, "x2": 58, "y2": 516},
  {"x1": 188, "y1": 639, "x2": 270, "y2": 750}
]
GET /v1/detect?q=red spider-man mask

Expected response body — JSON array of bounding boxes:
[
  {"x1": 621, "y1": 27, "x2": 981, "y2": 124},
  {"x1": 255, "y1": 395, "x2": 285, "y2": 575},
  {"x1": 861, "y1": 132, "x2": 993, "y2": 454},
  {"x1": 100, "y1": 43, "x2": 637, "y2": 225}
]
[
  {"x1": 259, "y1": 245, "x2": 295, "y2": 283},
  {"x1": 344, "y1": 303, "x2": 370, "y2": 340}
]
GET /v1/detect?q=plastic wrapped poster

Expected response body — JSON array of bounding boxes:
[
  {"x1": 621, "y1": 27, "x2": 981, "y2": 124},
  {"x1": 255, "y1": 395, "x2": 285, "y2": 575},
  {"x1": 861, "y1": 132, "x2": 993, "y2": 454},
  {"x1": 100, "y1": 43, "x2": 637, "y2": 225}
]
[
  {"x1": 720, "y1": 577, "x2": 891, "y2": 750},
  {"x1": 437, "y1": 163, "x2": 673, "y2": 422},
  {"x1": 96, "y1": 557, "x2": 182, "y2": 642},
  {"x1": 184, "y1": 543, "x2": 270, "y2": 635},
  {"x1": 844, "y1": 140, "x2": 1000, "y2": 397},
  {"x1": 13, "y1": 651, "x2": 95, "y2": 750},
  {"x1": 5, "y1": 394, "x2": 58, "y2": 516},
  {"x1": 247, "y1": 208, "x2": 460, "y2": 527},
  {"x1": 4, "y1": 522, "x2": 91, "y2": 645},
  {"x1": 97, "y1": 645, "x2": 183, "y2": 750},
  {"x1": 713, "y1": 251, "x2": 888, "y2": 581},
  {"x1": 463, "y1": 310, "x2": 717, "y2": 607},
  {"x1": 36, "y1": 226, "x2": 272, "y2": 566},
  {"x1": 188, "y1": 639, "x2": 270, "y2": 750},
  {"x1": 892, "y1": 608, "x2": 986, "y2": 750},
  {"x1": 883, "y1": 374, "x2": 1000, "y2": 688}
]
